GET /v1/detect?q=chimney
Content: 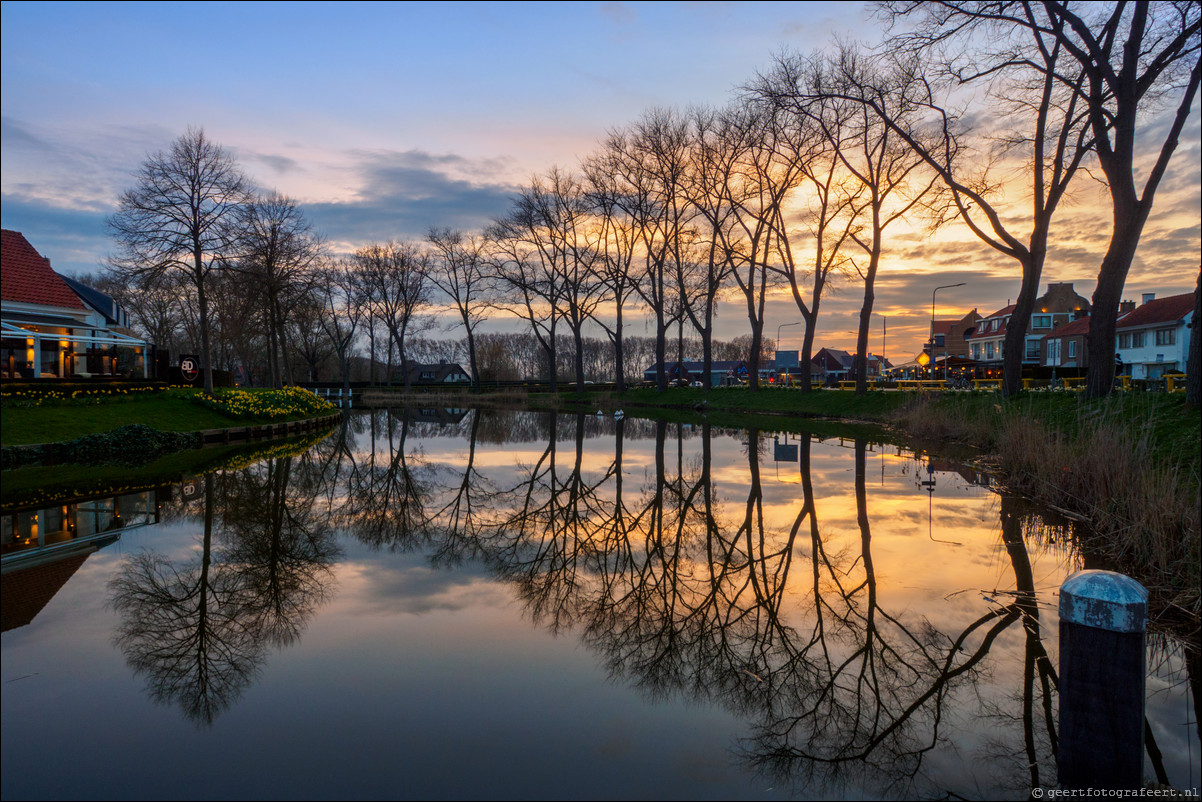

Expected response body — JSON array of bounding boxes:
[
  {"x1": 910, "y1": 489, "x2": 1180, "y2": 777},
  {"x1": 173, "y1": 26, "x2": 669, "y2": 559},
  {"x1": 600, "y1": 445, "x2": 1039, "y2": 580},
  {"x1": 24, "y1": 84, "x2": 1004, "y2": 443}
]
[
  {"x1": 1119, "y1": 300, "x2": 1136, "y2": 314},
  {"x1": 1142, "y1": 293, "x2": 1155, "y2": 305}
]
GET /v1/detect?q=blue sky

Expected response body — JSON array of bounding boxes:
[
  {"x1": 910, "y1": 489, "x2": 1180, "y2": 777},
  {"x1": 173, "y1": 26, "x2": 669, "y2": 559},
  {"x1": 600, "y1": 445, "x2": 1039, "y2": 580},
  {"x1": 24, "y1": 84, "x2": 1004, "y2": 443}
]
[{"x1": 2, "y1": 1, "x2": 1198, "y2": 355}]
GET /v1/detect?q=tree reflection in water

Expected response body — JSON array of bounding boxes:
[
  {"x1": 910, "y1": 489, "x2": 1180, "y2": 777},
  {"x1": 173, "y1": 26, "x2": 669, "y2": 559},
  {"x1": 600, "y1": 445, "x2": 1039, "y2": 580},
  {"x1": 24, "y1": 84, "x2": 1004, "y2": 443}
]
[
  {"x1": 102, "y1": 409, "x2": 1193, "y2": 795},
  {"x1": 414, "y1": 415, "x2": 1079, "y2": 796},
  {"x1": 110, "y1": 447, "x2": 341, "y2": 726}
]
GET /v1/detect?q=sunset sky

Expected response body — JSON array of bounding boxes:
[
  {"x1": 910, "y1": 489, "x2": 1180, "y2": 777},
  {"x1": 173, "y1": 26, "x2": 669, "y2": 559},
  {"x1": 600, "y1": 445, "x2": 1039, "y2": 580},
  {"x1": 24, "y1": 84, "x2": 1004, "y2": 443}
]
[{"x1": 3, "y1": 1, "x2": 1198, "y2": 360}]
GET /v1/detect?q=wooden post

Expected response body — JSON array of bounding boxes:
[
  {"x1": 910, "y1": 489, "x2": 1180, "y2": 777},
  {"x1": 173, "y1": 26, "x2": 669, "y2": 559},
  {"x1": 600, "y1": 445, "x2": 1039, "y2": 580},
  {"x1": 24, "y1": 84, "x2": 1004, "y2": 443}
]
[{"x1": 1058, "y1": 569, "x2": 1148, "y2": 790}]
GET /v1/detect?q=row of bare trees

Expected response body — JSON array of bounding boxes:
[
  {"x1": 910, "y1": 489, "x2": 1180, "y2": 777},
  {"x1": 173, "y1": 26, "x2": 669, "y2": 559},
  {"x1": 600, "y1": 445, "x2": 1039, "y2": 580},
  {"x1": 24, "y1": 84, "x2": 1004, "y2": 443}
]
[{"x1": 104, "y1": 4, "x2": 1199, "y2": 400}]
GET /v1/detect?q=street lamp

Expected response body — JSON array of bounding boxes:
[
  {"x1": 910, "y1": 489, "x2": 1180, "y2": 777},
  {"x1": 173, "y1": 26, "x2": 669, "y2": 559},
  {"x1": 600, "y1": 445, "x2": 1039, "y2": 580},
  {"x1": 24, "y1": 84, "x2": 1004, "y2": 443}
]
[
  {"x1": 931, "y1": 283, "x2": 966, "y2": 380},
  {"x1": 776, "y1": 320, "x2": 801, "y2": 348}
]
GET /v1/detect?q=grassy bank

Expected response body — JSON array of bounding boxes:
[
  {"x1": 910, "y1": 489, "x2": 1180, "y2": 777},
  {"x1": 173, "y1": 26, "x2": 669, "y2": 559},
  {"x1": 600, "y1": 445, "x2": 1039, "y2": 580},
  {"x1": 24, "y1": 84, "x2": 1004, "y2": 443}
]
[{"x1": 1, "y1": 386, "x2": 336, "y2": 446}]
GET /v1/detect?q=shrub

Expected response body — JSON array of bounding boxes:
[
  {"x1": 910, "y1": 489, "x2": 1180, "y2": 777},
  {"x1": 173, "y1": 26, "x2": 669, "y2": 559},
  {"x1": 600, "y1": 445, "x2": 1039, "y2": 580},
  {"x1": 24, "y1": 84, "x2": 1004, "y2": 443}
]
[{"x1": 1, "y1": 424, "x2": 202, "y2": 469}]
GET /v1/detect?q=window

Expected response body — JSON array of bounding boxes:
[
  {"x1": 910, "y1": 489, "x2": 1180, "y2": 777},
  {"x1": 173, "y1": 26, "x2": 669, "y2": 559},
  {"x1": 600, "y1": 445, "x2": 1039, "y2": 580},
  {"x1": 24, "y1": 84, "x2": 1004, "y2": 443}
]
[
  {"x1": 1118, "y1": 332, "x2": 1131, "y2": 349},
  {"x1": 1032, "y1": 315, "x2": 1051, "y2": 329},
  {"x1": 1131, "y1": 331, "x2": 1145, "y2": 348},
  {"x1": 1025, "y1": 339, "x2": 1041, "y2": 359},
  {"x1": 985, "y1": 343, "x2": 995, "y2": 360},
  {"x1": 1067, "y1": 341, "x2": 1077, "y2": 359},
  {"x1": 1155, "y1": 328, "x2": 1175, "y2": 346},
  {"x1": 972, "y1": 343, "x2": 981, "y2": 360}
]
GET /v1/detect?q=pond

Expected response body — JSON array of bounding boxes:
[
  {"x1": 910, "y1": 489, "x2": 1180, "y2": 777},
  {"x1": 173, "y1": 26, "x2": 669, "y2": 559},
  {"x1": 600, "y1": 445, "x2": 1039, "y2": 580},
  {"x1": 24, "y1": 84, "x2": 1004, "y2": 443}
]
[{"x1": 2, "y1": 408, "x2": 1198, "y2": 800}]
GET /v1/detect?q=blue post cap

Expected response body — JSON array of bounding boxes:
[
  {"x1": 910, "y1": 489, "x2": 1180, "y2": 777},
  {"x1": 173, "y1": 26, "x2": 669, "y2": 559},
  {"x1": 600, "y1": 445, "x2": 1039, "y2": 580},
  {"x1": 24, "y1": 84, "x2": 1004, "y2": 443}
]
[{"x1": 1059, "y1": 570, "x2": 1148, "y2": 633}]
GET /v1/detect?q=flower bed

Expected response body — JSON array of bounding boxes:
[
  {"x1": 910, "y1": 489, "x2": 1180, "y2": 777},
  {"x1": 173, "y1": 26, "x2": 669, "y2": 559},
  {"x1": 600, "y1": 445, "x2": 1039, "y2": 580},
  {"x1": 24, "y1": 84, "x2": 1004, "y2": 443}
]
[{"x1": 186, "y1": 386, "x2": 336, "y2": 421}]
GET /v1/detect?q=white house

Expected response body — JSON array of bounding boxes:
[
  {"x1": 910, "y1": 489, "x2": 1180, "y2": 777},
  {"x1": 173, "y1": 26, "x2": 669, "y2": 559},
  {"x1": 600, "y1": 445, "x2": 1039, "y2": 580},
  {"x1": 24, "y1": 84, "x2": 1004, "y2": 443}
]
[
  {"x1": 1, "y1": 229, "x2": 148, "y2": 379},
  {"x1": 1113, "y1": 292, "x2": 1194, "y2": 379}
]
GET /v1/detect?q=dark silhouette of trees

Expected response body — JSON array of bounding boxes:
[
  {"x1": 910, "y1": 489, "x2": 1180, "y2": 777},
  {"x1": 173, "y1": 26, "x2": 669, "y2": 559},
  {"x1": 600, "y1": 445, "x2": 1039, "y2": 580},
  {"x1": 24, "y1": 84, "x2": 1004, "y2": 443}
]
[
  {"x1": 107, "y1": 127, "x2": 252, "y2": 393},
  {"x1": 426, "y1": 228, "x2": 492, "y2": 387},
  {"x1": 237, "y1": 193, "x2": 325, "y2": 388},
  {"x1": 883, "y1": 1, "x2": 1200, "y2": 398},
  {"x1": 354, "y1": 241, "x2": 432, "y2": 391}
]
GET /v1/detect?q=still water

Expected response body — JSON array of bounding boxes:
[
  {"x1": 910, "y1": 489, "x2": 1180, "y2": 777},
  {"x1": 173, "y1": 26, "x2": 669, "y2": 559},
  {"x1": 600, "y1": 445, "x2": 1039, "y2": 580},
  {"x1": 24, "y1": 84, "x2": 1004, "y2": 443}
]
[{"x1": 2, "y1": 409, "x2": 1198, "y2": 800}]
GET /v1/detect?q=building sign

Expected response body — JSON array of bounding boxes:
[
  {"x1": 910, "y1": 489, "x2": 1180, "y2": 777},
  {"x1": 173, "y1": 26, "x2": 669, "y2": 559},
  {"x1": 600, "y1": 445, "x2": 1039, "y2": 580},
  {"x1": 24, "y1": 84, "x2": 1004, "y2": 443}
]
[{"x1": 180, "y1": 354, "x2": 200, "y2": 383}]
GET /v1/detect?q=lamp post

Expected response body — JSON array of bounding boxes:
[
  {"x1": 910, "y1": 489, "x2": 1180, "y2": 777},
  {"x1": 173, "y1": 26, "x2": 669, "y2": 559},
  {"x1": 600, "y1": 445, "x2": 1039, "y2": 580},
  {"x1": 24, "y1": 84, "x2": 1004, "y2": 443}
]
[{"x1": 931, "y1": 283, "x2": 966, "y2": 380}]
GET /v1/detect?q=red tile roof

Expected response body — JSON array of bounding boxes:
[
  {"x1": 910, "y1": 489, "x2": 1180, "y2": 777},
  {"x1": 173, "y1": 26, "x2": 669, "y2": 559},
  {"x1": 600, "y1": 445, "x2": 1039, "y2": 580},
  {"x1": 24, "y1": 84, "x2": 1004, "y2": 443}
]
[
  {"x1": 1045, "y1": 315, "x2": 1091, "y2": 339},
  {"x1": 931, "y1": 320, "x2": 956, "y2": 336},
  {"x1": 968, "y1": 305, "x2": 1015, "y2": 340},
  {"x1": 1, "y1": 229, "x2": 86, "y2": 310},
  {"x1": 1115, "y1": 293, "x2": 1194, "y2": 329}
]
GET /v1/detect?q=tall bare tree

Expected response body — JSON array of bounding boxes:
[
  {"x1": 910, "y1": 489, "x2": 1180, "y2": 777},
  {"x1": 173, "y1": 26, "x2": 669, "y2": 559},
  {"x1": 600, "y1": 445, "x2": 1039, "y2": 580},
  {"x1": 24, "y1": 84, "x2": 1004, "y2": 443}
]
[
  {"x1": 583, "y1": 147, "x2": 646, "y2": 392},
  {"x1": 238, "y1": 193, "x2": 324, "y2": 388},
  {"x1": 108, "y1": 127, "x2": 252, "y2": 393},
  {"x1": 500, "y1": 168, "x2": 604, "y2": 392},
  {"x1": 606, "y1": 110, "x2": 694, "y2": 391},
  {"x1": 354, "y1": 241, "x2": 432, "y2": 391},
  {"x1": 678, "y1": 107, "x2": 743, "y2": 390},
  {"x1": 314, "y1": 260, "x2": 366, "y2": 394},
  {"x1": 426, "y1": 227, "x2": 491, "y2": 387},
  {"x1": 760, "y1": 46, "x2": 936, "y2": 395},
  {"x1": 884, "y1": 1, "x2": 1199, "y2": 397}
]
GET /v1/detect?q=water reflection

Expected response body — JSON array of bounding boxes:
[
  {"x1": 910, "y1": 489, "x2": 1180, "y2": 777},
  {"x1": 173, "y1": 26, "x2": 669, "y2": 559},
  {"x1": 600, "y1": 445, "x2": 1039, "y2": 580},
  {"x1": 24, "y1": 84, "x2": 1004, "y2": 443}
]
[
  {"x1": 4, "y1": 408, "x2": 1193, "y2": 796},
  {"x1": 109, "y1": 451, "x2": 341, "y2": 725},
  {"x1": 1, "y1": 490, "x2": 157, "y2": 632}
]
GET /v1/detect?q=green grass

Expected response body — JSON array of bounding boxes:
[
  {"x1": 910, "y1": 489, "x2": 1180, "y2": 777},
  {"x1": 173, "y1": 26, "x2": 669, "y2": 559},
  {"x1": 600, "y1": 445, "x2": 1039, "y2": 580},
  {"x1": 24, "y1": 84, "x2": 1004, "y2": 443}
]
[{"x1": 1, "y1": 387, "x2": 336, "y2": 446}]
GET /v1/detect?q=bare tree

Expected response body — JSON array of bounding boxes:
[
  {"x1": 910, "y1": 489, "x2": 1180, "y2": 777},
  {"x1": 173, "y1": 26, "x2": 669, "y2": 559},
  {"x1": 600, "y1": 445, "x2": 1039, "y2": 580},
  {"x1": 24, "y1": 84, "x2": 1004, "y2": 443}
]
[
  {"x1": 314, "y1": 260, "x2": 365, "y2": 394},
  {"x1": 495, "y1": 168, "x2": 604, "y2": 392},
  {"x1": 762, "y1": 46, "x2": 935, "y2": 395},
  {"x1": 678, "y1": 107, "x2": 743, "y2": 390},
  {"x1": 237, "y1": 193, "x2": 324, "y2": 388},
  {"x1": 605, "y1": 110, "x2": 694, "y2": 391},
  {"x1": 487, "y1": 214, "x2": 562, "y2": 388},
  {"x1": 108, "y1": 127, "x2": 252, "y2": 393},
  {"x1": 583, "y1": 147, "x2": 646, "y2": 391},
  {"x1": 884, "y1": 1, "x2": 1199, "y2": 397},
  {"x1": 720, "y1": 99, "x2": 823, "y2": 391},
  {"x1": 426, "y1": 227, "x2": 491, "y2": 386},
  {"x1": 354, "y1": 241, "x2": 432, "y2": 391}
]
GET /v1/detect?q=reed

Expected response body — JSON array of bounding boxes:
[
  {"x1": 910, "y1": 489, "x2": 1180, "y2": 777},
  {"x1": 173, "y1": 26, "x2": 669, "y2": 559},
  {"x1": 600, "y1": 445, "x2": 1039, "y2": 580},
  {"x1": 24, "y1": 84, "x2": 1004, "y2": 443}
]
[{"x1": 892, "y1": 392, "x2": 1200, "y2": 615}]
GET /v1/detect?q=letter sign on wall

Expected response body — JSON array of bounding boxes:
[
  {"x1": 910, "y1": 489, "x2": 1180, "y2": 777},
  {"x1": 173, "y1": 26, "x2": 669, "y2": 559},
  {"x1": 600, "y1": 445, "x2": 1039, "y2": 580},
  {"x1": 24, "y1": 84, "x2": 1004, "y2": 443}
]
[{"x1": 180, "y1": 354, "x2": 200, "y2": 383}]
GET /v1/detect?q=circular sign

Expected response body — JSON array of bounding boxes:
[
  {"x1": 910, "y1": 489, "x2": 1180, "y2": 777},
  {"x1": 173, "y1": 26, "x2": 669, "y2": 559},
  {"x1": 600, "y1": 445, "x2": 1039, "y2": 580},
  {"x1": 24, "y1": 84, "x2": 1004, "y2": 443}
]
[{"x1": 180, "y1": 356, "x2": 199, "y2": 383}]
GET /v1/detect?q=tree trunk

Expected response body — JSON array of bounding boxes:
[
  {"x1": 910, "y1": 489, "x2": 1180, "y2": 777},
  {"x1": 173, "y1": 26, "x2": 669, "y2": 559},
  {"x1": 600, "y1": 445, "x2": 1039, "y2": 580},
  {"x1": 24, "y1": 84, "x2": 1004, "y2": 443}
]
[
  {"x1": 614, "y1": 301, "x2": 626, "y2": 393},
  {"x1": 1086, "y1": 211, "x2": 1145, "y2": 399},
  {"x1": 1002, "y1": 258, "x2": 1041, "y2": 397},
  {"x1": 195, "y1": 265, "x2": 215, "y2": 395},
  {"x1": 855, "y1": 279, "x2": 875, "y2": 395}
]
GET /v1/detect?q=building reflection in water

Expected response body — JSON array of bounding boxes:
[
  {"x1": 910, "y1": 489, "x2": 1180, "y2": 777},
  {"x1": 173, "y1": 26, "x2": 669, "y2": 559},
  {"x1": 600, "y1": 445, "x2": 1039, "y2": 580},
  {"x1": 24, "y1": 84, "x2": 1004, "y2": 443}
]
[{"x1": 1, "y1": 490, "x2": 159, "y2": 632}]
